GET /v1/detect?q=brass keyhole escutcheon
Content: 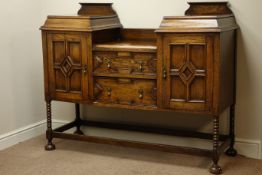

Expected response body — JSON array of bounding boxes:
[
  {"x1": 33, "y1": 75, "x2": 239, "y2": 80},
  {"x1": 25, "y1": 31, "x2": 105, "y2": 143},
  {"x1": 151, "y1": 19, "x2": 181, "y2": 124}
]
[
  {"x1": 82, "y1": 65, "x2": 88, "y2": 74},
  {"x1": 163, "y1": 67, "x2": 167, "y2": 79}
]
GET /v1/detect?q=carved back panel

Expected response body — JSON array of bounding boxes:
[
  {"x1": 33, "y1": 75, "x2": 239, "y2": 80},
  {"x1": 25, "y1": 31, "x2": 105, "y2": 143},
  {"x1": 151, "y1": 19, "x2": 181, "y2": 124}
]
[
  {"x1": 163, "y1": 34, "x2": 213, "y2": 112},
  {"x1": 47, "y1": 33, "x2": 88, "y2": 101}
]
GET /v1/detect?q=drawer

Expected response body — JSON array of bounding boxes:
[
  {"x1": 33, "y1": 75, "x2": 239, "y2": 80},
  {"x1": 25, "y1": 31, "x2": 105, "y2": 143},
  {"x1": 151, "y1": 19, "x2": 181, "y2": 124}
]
[
  {"x1": 94, "y1": 77, "x2": 157, "y2": 107},
  {"x1": 93, "y1": 51, "x2": 157, "y2": 78}
]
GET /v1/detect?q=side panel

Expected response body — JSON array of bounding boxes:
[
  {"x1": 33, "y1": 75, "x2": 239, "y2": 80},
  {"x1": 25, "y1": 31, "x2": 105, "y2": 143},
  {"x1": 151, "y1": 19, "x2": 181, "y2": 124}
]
[{"x1": 218, "y1": 31, "x2": 236, "y2": 113}]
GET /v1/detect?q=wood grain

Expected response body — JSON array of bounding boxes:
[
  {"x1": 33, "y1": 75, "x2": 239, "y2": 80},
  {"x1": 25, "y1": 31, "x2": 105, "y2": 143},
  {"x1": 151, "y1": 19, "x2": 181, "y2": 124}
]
[{"x1": 41, "y1": 2, "x2": 238, "y2": 174}]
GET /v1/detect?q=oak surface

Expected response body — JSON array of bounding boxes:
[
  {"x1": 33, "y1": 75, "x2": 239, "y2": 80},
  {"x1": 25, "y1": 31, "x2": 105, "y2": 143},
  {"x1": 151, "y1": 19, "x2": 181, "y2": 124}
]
[{"x1": 41, "y1": 2, "x2": 238, "y2": 174}]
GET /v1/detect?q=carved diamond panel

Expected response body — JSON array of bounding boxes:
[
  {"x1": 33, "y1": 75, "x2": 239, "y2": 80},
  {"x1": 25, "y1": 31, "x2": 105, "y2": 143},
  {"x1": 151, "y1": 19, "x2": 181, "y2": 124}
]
[
  {"x1": 60, "y1": 56, "x2": 73, "y2": 77},
  {"x1": 170, "y1": 43, "x2": 207, "y2": 102},
  {"x1": 180, "y1": 62, "x2": 196, "y2": 83}
]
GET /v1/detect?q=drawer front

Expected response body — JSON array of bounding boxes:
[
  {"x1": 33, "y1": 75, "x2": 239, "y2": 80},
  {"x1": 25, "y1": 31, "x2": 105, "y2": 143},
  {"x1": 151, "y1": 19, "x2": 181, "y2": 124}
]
[
  {"x1": 94, "y1": 78, "x2": 157, "y2": 107},
  {"x1": 93, "y1": 51, "x2": 157, "y2": 78}
]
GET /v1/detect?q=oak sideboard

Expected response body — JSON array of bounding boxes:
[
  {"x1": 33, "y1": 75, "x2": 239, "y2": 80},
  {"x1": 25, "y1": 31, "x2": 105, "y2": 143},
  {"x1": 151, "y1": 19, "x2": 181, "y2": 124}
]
[{"x1": 41, "y1": 2, "x2": 238, "y2": 174}]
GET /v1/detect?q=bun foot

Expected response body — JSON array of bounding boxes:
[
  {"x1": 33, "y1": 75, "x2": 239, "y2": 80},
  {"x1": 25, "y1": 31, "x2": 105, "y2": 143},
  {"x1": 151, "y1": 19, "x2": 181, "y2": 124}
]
[
  {"x1": 74, "y1": 129, "x2": 84, "y2": 135},
  {"x1": 209, "y1": 164, "x2": 222, "y2": 175},
  {"x1": 226, "y1": 147, "x2": 237, "y2": 157},
  {"x1": 45, "y1": 142, "x2": 56, "y2": 151}
]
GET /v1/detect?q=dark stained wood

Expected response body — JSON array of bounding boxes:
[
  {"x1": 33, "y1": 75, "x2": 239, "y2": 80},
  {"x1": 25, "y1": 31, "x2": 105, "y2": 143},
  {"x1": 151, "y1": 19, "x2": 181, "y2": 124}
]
[
  {"x1": 80, "y1": 120, "x2": 229, "y2": 141},
  {"x1": 78, "y1": 3, "x2": 116, "y2": 16},
  {"x1": 185, "y1": 2, "x2": 233, "y2": 16},
  {"x1": 41, "y1": 15, "x2": 122, "y2": 32},
  {"x1": 156, "y1": 34, "x2": 164, "y2": 108},
  {"x1": 156, "y1": 15, "x2": 238, "y2": 33},
  {"x1": 42, "y1": 31, "x2": 50, "y2": 101},
  {"x1": 53, "y1": 131, "x2": 212, "y2": 157},
  {"x1": 93, "y1": 40, "x2": 157, "y2": 52},
  {"x1": 93, "y1": 50, "x2": 157, "y2": 78},
  {"x1": 40, "y1": 3, "x2": 122, "y2": 32},
  {"x1": 93, "y1": 77, "x2": 157, "y2": 107},
  {"x1": 218, "y1": 31, "x2": 236, "y2": 113},
  {"x1": 161, "y1": 34, "x2": 213, "y2": 112},
  {"x1": 225, "y1": 105, "x2": 238, "y2": 157},
  {"x1": 86, "y1": 33, "x2": 94, "y2": 101},
  {"x1": 218, "y1": 138, "x2": 231, "y2": 155},
  {"x1": 41, "y1": 2, "x2": 238, "y2": 174},
  {"x1": 45, "y1": 101, "x2": 55, "y2": 151},
  {"x1": 53, "y1": 121, "x2": 76, "y2": 132},
  {"x1": 74, "y1": 103, "x2": 84, "y2": 135},
  {"x1": 46, "y1": 33, "x2": 89, "y2": 101},
  {"x1": 120, "y1": 29, "x2": 157, "y2": 41},
  {"x1": 209, "y1": 115, "x2": 222, "y2": 174},
  {"x1": 93, "y1": 73, "x2": 157, "y2": 80},
  {"x1": 92, "y1": 28, "x2": 121, "y2": 44}
]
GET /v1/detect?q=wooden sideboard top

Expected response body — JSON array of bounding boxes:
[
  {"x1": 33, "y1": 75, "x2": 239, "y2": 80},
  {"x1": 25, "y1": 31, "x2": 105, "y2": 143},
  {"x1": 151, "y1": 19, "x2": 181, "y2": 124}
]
[
  {"x1": 156, "y1": 14, "x2": 238, "y2": 33},
  {"x1": 156, "y1": 1, "x2": 238, "y2": 33},
  {"x1": 78, "y1": 3, "x2": 116, "y2": 16},
  {"x1": 185, "y1": 1, "x2": 233, "y2": 16},
  {"x1": 93, "y1": 40, "x2": 157, "y2": 53},
  {"x1": 40, "y1": 3, "x2": 122, "y2": 32}
]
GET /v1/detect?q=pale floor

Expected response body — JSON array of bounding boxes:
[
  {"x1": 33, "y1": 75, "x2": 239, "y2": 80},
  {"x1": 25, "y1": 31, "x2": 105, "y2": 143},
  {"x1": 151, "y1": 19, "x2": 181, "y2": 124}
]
[{"x1": 0, "y1": 135, "x2": 261, "y2": 175}]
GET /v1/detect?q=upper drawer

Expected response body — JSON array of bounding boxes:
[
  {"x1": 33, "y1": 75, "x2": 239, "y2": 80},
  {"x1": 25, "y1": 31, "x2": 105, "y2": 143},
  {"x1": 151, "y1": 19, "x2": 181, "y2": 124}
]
[{"x1": 93, "y1": 51, "x2": 157, "y2": 79}]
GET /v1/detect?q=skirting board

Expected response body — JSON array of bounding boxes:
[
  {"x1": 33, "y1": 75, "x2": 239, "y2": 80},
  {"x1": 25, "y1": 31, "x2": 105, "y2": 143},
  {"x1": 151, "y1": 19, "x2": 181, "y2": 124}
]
[
  {"x1": 0, "y1": 119, "x2": 261, "y2": 159},
  {"x1": 0, "y1": 120, "x2": 68, "y2": 151},
  {"x1": 0, "y1": 120, "x2": 46, "y2": 151}
]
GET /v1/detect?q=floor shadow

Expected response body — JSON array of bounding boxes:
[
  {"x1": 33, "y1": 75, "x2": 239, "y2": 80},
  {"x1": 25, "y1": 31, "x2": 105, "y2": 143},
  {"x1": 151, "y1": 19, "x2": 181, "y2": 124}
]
[{"x1": 55, "y1": 137, "x2": 211, "y2": 170}]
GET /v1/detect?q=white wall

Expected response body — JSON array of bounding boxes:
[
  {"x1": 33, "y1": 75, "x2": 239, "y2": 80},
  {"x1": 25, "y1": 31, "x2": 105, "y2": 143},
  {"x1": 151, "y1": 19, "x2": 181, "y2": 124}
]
[
  {"x1": 0, "y1": 0, "x2": 46, "y2": 135},
  {"x1": 1, "y1": 0, "x2": 262, "y2": 158}
]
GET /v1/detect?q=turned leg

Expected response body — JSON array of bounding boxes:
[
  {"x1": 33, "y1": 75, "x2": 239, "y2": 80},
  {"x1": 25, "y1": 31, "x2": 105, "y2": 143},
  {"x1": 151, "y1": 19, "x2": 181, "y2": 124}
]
[
  {"x1": 209, "y1": 115, "x2": 222, "y2": 174},
  {"x1": 74, "y1": 103, "x2": 84, "y2": 135},
  {"x1": 45, "y1": 101, "x2": 56, "y2": 151},
  {"x1": 226, "y1": 105, "x2": 238, "y2": 157}
]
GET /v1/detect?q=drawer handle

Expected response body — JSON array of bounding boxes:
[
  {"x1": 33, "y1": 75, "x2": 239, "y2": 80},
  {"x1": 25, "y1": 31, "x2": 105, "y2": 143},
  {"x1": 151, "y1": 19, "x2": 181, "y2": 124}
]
[
  {"x1": 107, "y1": 61, "x2": 112, "y2": 69},
  {"x1": 107, "y1": 88, "x2": 112, "y2": 97},
  {"x1": 138, "y1": 89, "x2": 144, "y2": 99},
  {"x1": 105, "y1": 59, "x2": 112, "y2": 69},
  {"x1": 138, "y1": 61, "x2": 144, "y2": 72}
]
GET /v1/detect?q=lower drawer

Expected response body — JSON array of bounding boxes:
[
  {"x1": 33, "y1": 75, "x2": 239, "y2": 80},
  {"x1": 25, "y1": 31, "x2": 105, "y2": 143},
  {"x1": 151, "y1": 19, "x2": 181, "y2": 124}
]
[{"x1": 93, "y1": 77, "x2": 157, "y2": 107}]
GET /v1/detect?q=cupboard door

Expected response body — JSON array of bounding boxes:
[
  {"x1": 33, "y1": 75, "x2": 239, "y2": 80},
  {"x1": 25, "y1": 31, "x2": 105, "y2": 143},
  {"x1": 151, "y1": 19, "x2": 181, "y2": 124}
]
[
  {"x1": 163, "y1": 35, "x2": 213, "y2": 112},
  {"x1": 47, "y1": 33, "x2": 88, "y2": 101}
]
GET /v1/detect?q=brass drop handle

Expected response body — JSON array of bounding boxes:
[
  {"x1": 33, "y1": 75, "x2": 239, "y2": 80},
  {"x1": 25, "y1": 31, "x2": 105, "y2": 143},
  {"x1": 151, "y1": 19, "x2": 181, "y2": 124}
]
[
  {"x1": 107, "y1": 60, "x2": 112, "y2": 69},
  {"x1": 138, "y1": 89, "x2": 144, "y2": 99},
  {"x1": 107, "y1": 88, "x2": 112, "y2": 97},
  {"x1": 139, "y1": 61, "x2": 144, "y2": 72},
  {"x1": 163, "y1": 67, "x2": 167, "y2": 79},
  {"x1": 82, "y1": 65, "x2": 88, "y2": 74}
]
